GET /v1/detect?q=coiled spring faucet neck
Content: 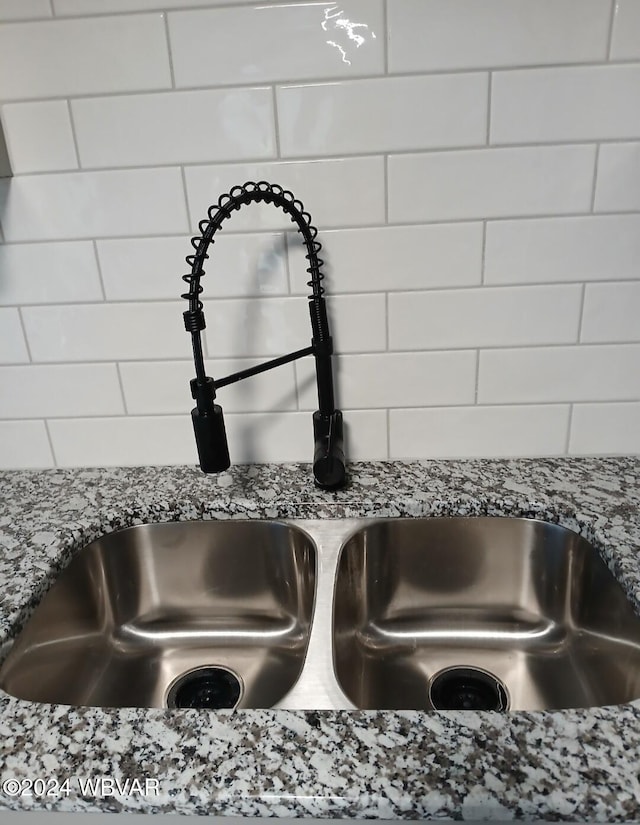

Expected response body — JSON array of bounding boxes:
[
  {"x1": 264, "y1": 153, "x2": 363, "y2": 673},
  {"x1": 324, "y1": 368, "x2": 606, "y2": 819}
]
[{"x1": 182, "y1": 181, "x2": 346, "y2": 490}]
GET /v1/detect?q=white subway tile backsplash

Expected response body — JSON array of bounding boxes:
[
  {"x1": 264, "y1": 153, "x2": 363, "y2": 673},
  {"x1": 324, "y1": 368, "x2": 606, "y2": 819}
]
[
  {"x1": 569, "y1": 403, "x2": 640, "y2": 455},
  {"x1": 387, "y1": 0, "x2": 610, "y2": 73},
  {"x1": 48, "y1": 415, "x2": 195, "y2": 467},
  {"x1": 97, "y1": 236, "x2": 186, "y2": 302},
  {"x1": 22, "y1": 303, "x2": 187, "y2": 362},
  {"x1": 0, "y1": 14, "x2": 171, "y2": 101},
  {"x1": 47, "y1": 409, "x2": 387, "y2": 467},
  {"x1": 72, "y1": 89, "x2": 276, "y2": 169},
  {"x1": 478, "y1": 345, "x2": 640, "y2": 404},
  {"x1": 184, "y1": 158, "x2": 385, "y2": 232},
  {"x1": 204, "y1": 297, "x2": 308, "y2": 359},
  {"x1": 288, "y1": 224, "x2": 483, "y2": 295},
  {"x1": 231, "y1": 409, "x2": 390, "y2": 462},
  {"x1": 0, "y1": 169, "x2": 189, "y2": 242},
  {"x1": 0, "y1": 241, "x2": 102, "y2": 304},
  {"x1": 388, "y1": 146, "x2": 596, "y2": 223},
  {"x1": 0, "y1": 364, "x2": 124, "y2": 418},
  {"x1": 389, "y1": 285, "x2": 582, "y2": 350},
  {"x1": 595, "y1": 143, "x2": 640, "y2": 212},
  {"x1": 390, "y1": 405, "x2": 570, "y2": 459},
  {"x1": 341, "y1": 411, "x2": 389, "y2": 460},
  {"x1": 296, "y1": 351, "x2": 477, "y2": 410},
  {"x1": 0, "y1": 0, "x2": 638, "y2": 469},
  {"x1": 228, "y1": 409, "x2": 389, "y2": 462},
  {"x1": 610, "y1": 1, "x2": 640, "y2": 60},
  {"x1": 119, "y1": 359, "x2": 298, "y2": 415},
  {"x1": 168, "y1": 2, "x2": 384, "y2": 88},
  {"x1": 484, "y1": 215, "x2": 640, "y2": 285},
  {"x1": 204, "y1": 294, "x2": 385, "y2": 358},
  {"x1": 97, "y1": 233, "x2": 288, "y2": 301},
  {"x1": 0, "y1": 420, "x2": 53, "y2": 469},
  {"x1": 277, "y1": 74, "x2": 488, "y2": 158},
  {"x1": 326, "y1": 294, "x2": 386, "y2": 354},
  {"x1": 0, "y1": 0, "x2": 51, "y2": 20},
  {"x1": 229, "y1": 410, "x2": 389, "y2": 463},
  {"x1": 225, "y1": 413, "x2": 323, "y2": 464},
  {"x1": 581, "y1": 282, "x2": 640, "y2": 343},
  {"x1": 491, "y1": 65, "x2": 640, "y2": 145},
  {"x1": 1, "y1": 101, "x2": 77, "y2": 173},
  {"x1": 0, "y1": 308, "x2": 29, "y2": 363}
]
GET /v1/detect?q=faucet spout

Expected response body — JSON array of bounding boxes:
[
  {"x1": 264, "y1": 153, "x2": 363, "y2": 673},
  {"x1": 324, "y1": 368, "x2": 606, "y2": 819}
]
[{"x1": 181, "y1": 181, "x2": 346, "y2": 490}]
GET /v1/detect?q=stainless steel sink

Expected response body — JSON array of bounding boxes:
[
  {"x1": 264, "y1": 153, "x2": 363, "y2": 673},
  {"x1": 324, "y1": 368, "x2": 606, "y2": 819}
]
[
  {"x1": 0, "y1": 521, "x2": 316, "y2": 709},
  {"x1": 333, "y1": 517, "x2": 640, "y2": 711},
  {"x1": 3, "y1": 517, "x2": 640, "y2": 713}
]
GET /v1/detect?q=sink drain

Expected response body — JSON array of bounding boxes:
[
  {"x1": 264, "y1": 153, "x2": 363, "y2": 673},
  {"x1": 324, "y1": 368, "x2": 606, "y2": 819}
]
[
  {"x1": 166, "y1": 666, "x2": 243, "y2": 710},
  {"x1": 428, "y1": 666, "x2": 509, "y2": 711}
]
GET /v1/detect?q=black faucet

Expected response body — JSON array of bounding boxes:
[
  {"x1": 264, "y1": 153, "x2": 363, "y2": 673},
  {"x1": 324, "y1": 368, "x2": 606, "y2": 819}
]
[{"x1": 182, "y1": 181, "x2": 346, "y2": 490}]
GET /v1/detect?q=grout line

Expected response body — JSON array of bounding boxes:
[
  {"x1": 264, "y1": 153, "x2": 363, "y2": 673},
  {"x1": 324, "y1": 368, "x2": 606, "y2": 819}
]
[
  {"x1": 486, "y1": 72, "x2": 492, "y2": 145},
  {"x1": 115, "y1": 363, "x2": 129, "y2": 414},
  {"x1": 384, "y1": 292, "x2": 389, "y2": 351},
  {"x1": 474, "y1": 349, "x2": 480, "y2": 404},
  {"x1": 480, "y1": 221, "x2": 487, "y2": 284},
  {"x1": 16, "y1": 308, "x2": 33, "y2": 363},
  {"x1": 0, "y1": 282, "x2": 611, "y2": 310},
  {"x1": 0, "y1": 137, "x2": 634, "y2": 196},
  {"x1": 590, "y1": 144, "x2": 601, "y2": 212},
  {"x1": 607, "y1": 0, "x2": 617, "y2": 60},
  {"x1": 0, "y1": 12, "x2": 54, "y2": 23},
  {"x1": 66, "y1": 99, "x2": 82, "y2": 168},
  {"x1": 4, "y1": 210, "x2": 640, "y2": 246},
  {"x1": 162, "y1": 12, "x2": 177, "y2": 89},
  {"x1": 3, "y1": 336, "x2": 639, "y2": 369},
  {"x1": 271, "y1": 86, "x2": 282, "y2": 159},
  {"x1": 6, "y1": 138, "x2": 635, "y2": 177},
  {"x1": 0, "y1": 358, "x2": 186, "y2": 368},
  {"x1": 3, "y1": 137, "x2": 640, "y2": 178},
  {"x1": 42, "y1": 1, "x2": 345, "y2": 19},
  {"x1": 180, "y1": 165, "x2": 192, "y2": 229},
  {"x1": 0, "y1": 223, "x2": 5, "y2": 244},
  {"x1": 564, "y1": 404, "x2": 574, "y2": 454},
  {"x1": 382, "y1": 0, "x2": 389, "y2": 74},
  {"x1": 3, "y1": 58, "x2": 640, "y2": 107},
  {"x1": 383, "y1": 154, "x2": 389, "y2": 224},
  {"x1": 92, "y1": 240, "x2": 107, "y2": 300},
  {"x1": 1, "y1": 399, "x2": 638, "y2": 425},
  {"x1": 2, "y1": 297, "x2": 189, "y2": 309},
  {"x1": 1, "y1": 341, "x2": 639, "y2": 372},
  {"x1": 43, "y1": 419, "x2": 59, "y2": 468},
  {"x1": 283, "y1": 231, "x2": 293, "y2": 294},
  {"x1": 385, "y1": 408, "x2": 391, "y2": 459},
  {"x1": 293, "y1": 361, "x2": 301, "y2": 411},
  {"x1": 577, "y1": 283, "x2": 587, "y2": 343}
]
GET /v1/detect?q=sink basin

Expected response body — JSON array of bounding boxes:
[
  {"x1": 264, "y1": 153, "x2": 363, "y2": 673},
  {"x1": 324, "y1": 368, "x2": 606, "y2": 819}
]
[
  {"x1": 4, "y1": 516, "x2": 640, "y2": 713},
  {"x1": 0, "y1": 521, "x2": 316, "y2": 709},
  {"x1": 333, "y1": 517, "x2": 640, "y2": 711}
]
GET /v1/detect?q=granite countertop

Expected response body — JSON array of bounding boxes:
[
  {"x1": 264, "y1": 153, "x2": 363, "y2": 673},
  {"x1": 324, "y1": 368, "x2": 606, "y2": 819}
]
[{"x1": 1, "y1": 457, "x2": 640, "y2": 820}]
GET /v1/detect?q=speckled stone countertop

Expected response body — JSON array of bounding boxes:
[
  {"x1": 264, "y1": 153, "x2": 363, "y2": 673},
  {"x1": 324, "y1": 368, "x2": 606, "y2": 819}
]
[{"x1": 1, "y1": 457, "x2": 640, "y2": 820}]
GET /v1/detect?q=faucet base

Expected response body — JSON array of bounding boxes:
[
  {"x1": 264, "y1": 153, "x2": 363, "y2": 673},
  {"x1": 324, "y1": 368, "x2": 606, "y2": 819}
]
[{"x1": 313, "y1": 410, "x2": 346, "y2": 489}]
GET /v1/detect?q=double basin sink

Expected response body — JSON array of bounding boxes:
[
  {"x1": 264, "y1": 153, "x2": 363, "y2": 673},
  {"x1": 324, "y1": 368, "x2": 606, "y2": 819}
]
[{"x1": 2, "y1": 517, "x2": 640, "y2": 712}]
